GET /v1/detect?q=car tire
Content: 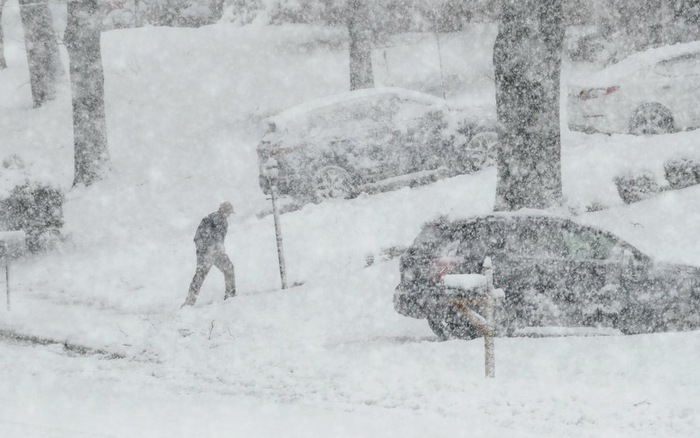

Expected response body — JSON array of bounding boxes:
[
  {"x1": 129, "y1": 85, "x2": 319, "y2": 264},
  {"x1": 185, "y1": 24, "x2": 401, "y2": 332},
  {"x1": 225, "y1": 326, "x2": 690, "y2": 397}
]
[
  {"x1": 466, "y1": 131, "x2": 498, "y2": 171},
  {"x1": 628, "y1": 103, "x2": 675, "y2": 135},
  {"x1": 312, "y1": 165, "x2": 354, "y2": 202},
  {"x1": 427, "y1": 308, "x2": 480, "y2": 341}
]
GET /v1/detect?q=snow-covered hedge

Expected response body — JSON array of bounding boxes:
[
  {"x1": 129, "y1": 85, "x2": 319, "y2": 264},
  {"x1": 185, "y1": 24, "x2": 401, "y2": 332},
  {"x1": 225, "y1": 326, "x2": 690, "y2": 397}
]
[
  {"x1": 0, "y1": 181, "x2": 64, "y2": 253},
  {"x1": 222, "y1": 0, "x2": 482, "y2": 33},
  {"x1": 663, "y1": 157, "x2": 700, "y2": 190},
  {"x1": 613, "y1": 169, "x2": 660, "y2": 205}
]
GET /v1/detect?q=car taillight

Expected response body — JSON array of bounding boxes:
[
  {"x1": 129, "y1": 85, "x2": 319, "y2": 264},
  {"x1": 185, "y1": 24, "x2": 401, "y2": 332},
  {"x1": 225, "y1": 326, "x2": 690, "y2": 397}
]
[
  {"x1": 401, "y1": 267, "x2": 416, "y2": 283},
  {"x1": 577, "y1": 86, "x2": 620, "y2": 100},
  {"x1": 430, "y1": 257, "x2": 460, "y2": 281}
]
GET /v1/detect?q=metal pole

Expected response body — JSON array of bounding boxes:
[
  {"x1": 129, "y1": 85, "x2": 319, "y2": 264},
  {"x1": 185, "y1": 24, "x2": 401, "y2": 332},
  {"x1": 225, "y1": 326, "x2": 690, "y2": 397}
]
[{"x1": 270, "y1": 184, "x2": 288, "y2": 289}]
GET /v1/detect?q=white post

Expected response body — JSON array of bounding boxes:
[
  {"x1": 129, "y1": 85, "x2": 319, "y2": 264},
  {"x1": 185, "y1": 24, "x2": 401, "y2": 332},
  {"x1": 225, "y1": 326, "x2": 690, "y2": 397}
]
[
  {"x1": 483, "y1": 257, "x2": 495, "y2": 378},
  {"x1": 445, "y1": 256, "x2": 502, "y2": 379}
]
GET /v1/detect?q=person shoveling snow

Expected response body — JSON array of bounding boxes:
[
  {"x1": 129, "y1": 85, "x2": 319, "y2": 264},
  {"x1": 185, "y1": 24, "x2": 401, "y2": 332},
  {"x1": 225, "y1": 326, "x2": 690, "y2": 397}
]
[{"x1": 182, "y1": 202, "x2": 236, "y2": 307}]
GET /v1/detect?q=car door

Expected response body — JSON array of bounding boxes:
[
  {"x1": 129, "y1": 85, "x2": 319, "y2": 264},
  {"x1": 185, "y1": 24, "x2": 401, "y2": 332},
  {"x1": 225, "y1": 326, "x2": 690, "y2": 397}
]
[
  {"x1": 496, "y1": 219, "x2": 572, "y2": 329},
  {"x1": 308, "y1": 97, "x2": 397, "y2": 181},
  {"x1": 339, "y1": 95, "x2": 401, "y2": 181},
  {"x1": 496, "y1": 219, "x2": 623, "y2": 329},
  {"x1": 390, "y1": 98, "x2": 444, "y2": 175},
  {"x1": 556, "y1": 224, "x2": 632, "y2": 327}
]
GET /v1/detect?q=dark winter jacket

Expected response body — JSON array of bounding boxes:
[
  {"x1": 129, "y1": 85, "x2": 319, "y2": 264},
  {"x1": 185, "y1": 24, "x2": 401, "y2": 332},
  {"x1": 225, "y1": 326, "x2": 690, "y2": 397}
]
[{"x1": 194, "y1": 211, "x2": 228, "y2": 252}]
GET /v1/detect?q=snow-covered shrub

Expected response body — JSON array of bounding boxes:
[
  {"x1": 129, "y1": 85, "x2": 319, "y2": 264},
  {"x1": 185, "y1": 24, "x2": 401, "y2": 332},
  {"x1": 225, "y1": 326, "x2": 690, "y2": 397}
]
[
  {"x1": 585, "y1": 200, "x2": 608, "y2": 212},
  {"x1": 613, "y1": 169, "x2": 660, "y2": 204},
  {"x1": 663, "y1": 157, "x2": 700, "y2": 190},
  {"x1": 0, "y1": 181, "x2": 64, "y2": 252},
  {"x1": 221, "y1": 0, "x2": 475, "y2": 32}
]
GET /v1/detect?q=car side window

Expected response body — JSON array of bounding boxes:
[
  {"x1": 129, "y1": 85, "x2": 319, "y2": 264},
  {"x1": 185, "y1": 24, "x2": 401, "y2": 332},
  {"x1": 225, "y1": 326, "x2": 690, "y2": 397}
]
[
  {"x1": 562, "y1": 228, "x2": 620, "y2": 260},
  {"x1": 458, "y1": 222, "x2": 505, "y2": 259},
  {"x1": 654, "y1": 53, "x2": 700, "y2": 77},
  {"x1": 504, "y1": 221, "x2": 567, "y2": 259}
]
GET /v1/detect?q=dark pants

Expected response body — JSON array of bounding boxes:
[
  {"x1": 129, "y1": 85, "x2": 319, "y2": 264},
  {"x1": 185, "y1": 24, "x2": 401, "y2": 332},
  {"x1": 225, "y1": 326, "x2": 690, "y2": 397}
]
[{"x1": 184, "y1": 247, "x2": 236, "y2": 306}]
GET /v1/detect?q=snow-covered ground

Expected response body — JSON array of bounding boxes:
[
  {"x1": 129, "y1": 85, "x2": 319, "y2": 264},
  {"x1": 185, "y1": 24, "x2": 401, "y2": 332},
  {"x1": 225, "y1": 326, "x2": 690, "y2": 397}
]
[{"x1": 2, "y1": 2, "x2": 700, "y2": 436}]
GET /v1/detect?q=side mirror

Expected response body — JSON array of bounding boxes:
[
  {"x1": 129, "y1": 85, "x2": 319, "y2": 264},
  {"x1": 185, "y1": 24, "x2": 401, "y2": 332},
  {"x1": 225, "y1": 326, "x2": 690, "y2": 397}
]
[{"x1": 621, "y1": 249, "x2": 635, "y2": 267}]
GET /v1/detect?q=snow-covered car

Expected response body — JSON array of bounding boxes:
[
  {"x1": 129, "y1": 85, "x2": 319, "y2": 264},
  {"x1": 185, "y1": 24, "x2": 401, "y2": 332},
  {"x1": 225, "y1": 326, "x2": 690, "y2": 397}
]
[
  {"x1": 257, "y1": 88, "x2": 498, "y2": 203},
  {"x1": 394, "y1": 212, "x2": 700, "y2": 340},
  {"x1": 568, "y1": 41, "x2": 700, "y2": 135}
]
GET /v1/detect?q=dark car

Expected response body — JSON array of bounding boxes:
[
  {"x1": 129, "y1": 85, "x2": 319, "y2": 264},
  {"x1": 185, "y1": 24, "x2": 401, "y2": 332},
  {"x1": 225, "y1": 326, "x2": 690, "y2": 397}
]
[
  {"x1": 394, "y1": 212, "x2": 700, "y2": 340},
  {"x1": 257, "y1": 88, "x2": 498, "y2": 204}
]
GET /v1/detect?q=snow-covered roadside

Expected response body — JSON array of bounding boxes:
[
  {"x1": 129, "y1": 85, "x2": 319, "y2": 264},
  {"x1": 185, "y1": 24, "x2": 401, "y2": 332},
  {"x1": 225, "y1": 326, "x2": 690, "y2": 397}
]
[
  {"x1": 2, "y1": 15, "x2": 700, "y2": 436},
  {"x1": 1, "y1": 341, "x2": 490, "y2": 438}
]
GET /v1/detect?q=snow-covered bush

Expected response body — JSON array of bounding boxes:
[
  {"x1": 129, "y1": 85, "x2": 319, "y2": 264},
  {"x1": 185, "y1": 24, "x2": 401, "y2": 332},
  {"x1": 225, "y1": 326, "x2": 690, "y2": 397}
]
[
  {"x1": 613, "y1": 169, "x2": 660, "y2": 204},
  {"x1": 221, "y1": 0, "x2": 475, "y2": 32},
  {"x1": 663, "y1": 157, "x2": 700, "y2": 190},
  {"x1": 0, "y1": 181, "x2": 64, "y2": 252},
  {"x1": 101, "y1": 0, "x2": 221, "y2": 29},
  {"x1": 585, "y1": 199, "x2": 608, "y2": 212}
]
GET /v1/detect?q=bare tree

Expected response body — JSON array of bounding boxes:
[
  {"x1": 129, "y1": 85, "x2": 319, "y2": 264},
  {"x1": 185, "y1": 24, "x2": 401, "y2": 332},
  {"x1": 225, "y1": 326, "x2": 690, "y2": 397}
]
[
  {"x1": 0, "y1": 0, "x2": 7, "y2": 69},
  {"x1": 65, "y1": 0, "x2": 110, "y2": 187},
  {"x1": 347, "y1": 0, "x2": 374, "y2": 90},
  {"x1": 18, "y1": 0, "x2": 62, "y2": 106},
  {"x1": 492, "y1": 0, "x2": 565, "y2": 211}
]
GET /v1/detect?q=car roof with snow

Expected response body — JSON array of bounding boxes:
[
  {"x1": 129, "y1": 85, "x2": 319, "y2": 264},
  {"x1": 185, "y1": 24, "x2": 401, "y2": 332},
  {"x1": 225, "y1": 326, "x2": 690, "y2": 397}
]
[
  {"x1": 265, "y1": 87, "x2": 497, "y2": 132},
  {"x1": 575, "y1": 40, "x2": 700, "y2": 87},
  {"x1": 267, "y1": 87, "x2": 445, "y2": 129},
  {"x1": 421, "y1": 210, "x2": 596, "y2": 235}
]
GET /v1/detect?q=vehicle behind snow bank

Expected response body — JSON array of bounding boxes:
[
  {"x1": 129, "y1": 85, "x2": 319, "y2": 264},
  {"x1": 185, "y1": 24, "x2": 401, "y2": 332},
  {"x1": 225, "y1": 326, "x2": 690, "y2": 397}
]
[
  {"x1": 394, "y1": 212, "x2": 700, "y2": 340},
  {"x1": 568, "y1": 41, "x2": 700, "y2": 135},
  {"x1": 257, "y1": 88, "x2": 498, "y2": 204}
]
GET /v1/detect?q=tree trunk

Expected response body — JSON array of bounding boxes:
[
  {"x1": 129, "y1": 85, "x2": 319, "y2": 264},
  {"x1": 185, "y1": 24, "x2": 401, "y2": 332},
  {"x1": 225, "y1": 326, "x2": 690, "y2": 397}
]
[
  {"x1": 347, "y1": 0, "x2": 374, "y2": 90},
  {"x1": 65, "y1": 0, "x2": 110, "y2": 187},
  {"x1": 0, "y1": 0, "x2": 7, "y2": 69},
  {"x1": 0, "y1": 0, "x2": 7, "y2": 70},
  {"x1": 493, "y1": 0, "x2": 564, "y2": 211},
  {"x1": 18, "y1": 0, "x2": 61, "y2": 106}
]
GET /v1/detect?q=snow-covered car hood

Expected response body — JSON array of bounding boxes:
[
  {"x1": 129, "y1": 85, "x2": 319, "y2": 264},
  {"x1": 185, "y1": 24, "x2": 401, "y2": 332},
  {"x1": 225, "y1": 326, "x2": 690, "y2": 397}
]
[{"x1": 651, "y1": 261, "x2": 700, "y2": 279}]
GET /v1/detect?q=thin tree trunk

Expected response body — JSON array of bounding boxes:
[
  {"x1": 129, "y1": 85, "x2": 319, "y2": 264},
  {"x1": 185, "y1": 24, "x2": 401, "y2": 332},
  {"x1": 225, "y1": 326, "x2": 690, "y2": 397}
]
[
  {"x1": 65, "y1": 0, "x2": 110, "y2": 187},
  {"x1": 347, "y1": 0, "x2": 374, "y2": 90},
  {"x1": 0, "y1": 0, "x2": 7, "y2": 69},
  {"x1": 18, "y1": 0, "x2": 61, "y2": 106},
  {"x1": 493, "y1": 0, "x2": 564, "y2": 211}
]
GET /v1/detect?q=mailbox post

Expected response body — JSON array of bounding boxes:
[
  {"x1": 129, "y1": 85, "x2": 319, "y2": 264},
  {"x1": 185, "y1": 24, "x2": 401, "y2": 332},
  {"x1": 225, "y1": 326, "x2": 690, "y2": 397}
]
[
  {"x1": 443, "y1": 257, "x2": 505, "y2": 378},
  {"x1": 264, "y1": 158, "x2": 288, "y2": 290},
  {"x1": 0, "y1": 231, "x2": 26, "y2": 311}
]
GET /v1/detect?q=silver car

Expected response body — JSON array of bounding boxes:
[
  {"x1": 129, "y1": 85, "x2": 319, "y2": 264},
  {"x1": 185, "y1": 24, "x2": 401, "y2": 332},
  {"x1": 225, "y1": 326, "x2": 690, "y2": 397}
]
[
  {"x1": 568, "y1": 41, "x2": 700, "y2": 135},
  {"x1": 257, "y1": 88, "x2": 498, "y2": 203}
]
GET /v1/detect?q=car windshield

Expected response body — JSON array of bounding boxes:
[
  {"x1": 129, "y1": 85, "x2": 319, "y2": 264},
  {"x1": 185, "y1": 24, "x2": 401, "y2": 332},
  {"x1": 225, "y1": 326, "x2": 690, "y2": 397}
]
[{"x1": 654, "y1": 53, "x2": 700, "y2": 77}]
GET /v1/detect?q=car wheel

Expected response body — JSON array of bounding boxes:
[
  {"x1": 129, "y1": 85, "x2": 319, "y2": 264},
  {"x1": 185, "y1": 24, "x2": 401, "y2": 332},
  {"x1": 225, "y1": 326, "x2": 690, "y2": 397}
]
[
  {"x1": 628, "y1": 103, "x2": 675, "y2": 135},
  {"x1": 427, "y1": 308, "x2": 480, "y2": 341},
  {"x1": 313, "y1": 165, "x2": 354, "y2": 202},
  {"x1": 466, "y1": 132, "x2": 498, "y2": 171}
]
